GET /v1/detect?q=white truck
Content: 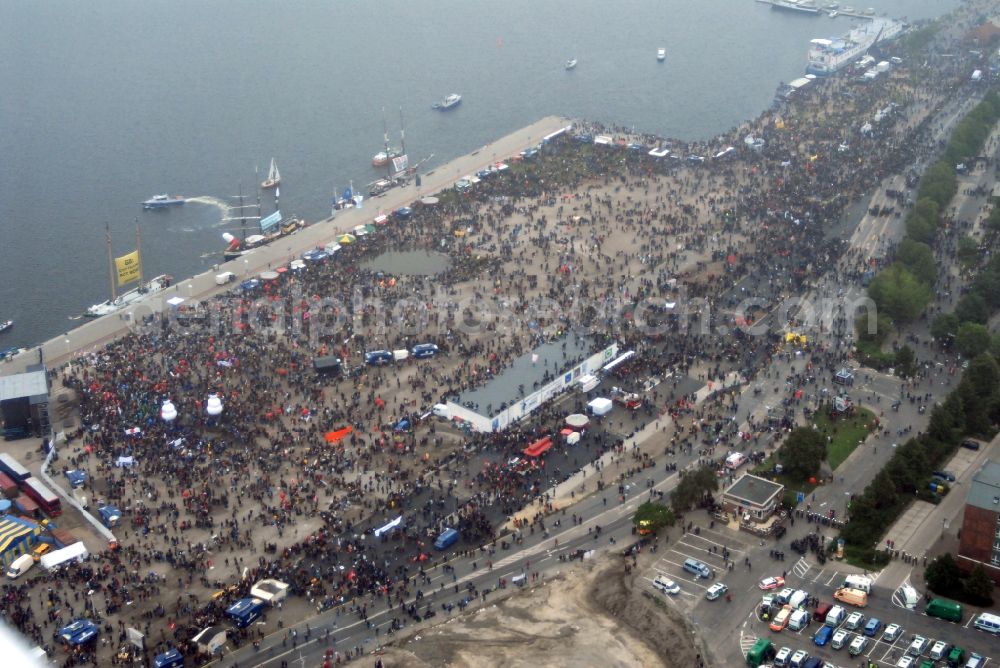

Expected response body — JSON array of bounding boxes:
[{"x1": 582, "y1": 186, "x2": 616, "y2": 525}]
[
  {"x1": 39, "y1": 542, "x2": 89, "y2": 571},
  {"x1": 6, "y1": 553, "x2": 34, "y2": 579},
  {"x1": 215, "y1": 271, "x2": 236, "y2": 286}
]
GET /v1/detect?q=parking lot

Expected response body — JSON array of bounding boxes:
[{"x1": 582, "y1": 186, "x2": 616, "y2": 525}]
[{"x1": 636, "y1": 526, "x2": 997, "y2": 668}]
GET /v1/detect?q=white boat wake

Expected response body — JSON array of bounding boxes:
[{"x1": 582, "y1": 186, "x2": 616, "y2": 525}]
[{"x1": 185, "y1": 195, "x2": 233, "y2": 219}]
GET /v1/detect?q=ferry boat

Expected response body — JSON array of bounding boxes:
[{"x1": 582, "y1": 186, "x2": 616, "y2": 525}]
[
  {"x1": 85, "y1": 275, "x2": 173, "y2": 317},
  {"x1": 433, "y1": 94, "x2": 462, "y2": 110},
  {"x1": 261, "y1": 158, "x2": 281, "y2": 190},
  {"x1": 0, "y1": 320, "x2": 11, "y2": 334},
  {"x1": 565, "y1": 59, "x2": 578, "y2": 70},
  {"x1": 771, "y1": 0, "x2": 821, "y2": 14},
  {"x1": 657, "y1": 48, "x2": 666, "y2": 61},
  {"x1": 806, "y1": 18, "x2": 903, "y2": 76},
  {"x1": 142, "y1": 194, "x2": 185, "y2": 210}
]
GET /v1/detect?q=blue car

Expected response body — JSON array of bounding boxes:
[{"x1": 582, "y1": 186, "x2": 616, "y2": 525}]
[
  {"x1": 813, "y1": 625, "x2": 833, "y2": 646},
  {"x1": 863, "y1": 617, "x2": 882, "y2": 637}
]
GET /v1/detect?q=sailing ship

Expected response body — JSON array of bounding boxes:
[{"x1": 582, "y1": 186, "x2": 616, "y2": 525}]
[
  {"x1": 84, "y1": 223, "x2": 172, "y2": 318},
  {"x1": 261, "y1": 158, "x2": 281, "y2": 189},
  {"x1": 372, "y1": 107, "x2": 401, "y2": 167}
]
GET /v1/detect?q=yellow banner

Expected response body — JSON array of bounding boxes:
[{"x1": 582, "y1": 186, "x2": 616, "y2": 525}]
[{"x1": 115, "y1": 250, "x2": 141, "y2": 286}]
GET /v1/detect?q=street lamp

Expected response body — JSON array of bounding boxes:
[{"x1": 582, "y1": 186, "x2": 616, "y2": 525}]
[{"x1": 64, "y1": 337, "x2": 71, "y2": 360}]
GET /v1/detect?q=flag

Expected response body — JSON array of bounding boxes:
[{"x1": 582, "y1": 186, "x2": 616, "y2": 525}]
[{"x1": 115, "y1": 250, "x2": 141, "y2": 286}]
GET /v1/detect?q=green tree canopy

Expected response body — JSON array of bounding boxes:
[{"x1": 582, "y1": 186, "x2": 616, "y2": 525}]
[
  {"x1": 896, "y1": 239, "x2": 937, "y2": 285},
  {"x1": 925, "y1": 553, "x2": 964, "y2": 596},
  {"x1": 931, "y1": 313, "x2": 959, "y2": 343},
  {"x1": 964, "y1": 564, "x2": 995, "y2": 606},
  {"x1": 955, "y1": 292, "x2": 989, "y2": 325},
  {"x1": 867, "y1": 264, "x2": 933, "y2": 323},
  {"x1": 670, "y1": 466, "x2": 718, "y2": 515},
  {"x1": 633, "y1": 502, "x2": 676, "y2": 533},
  {"x1": 779, "y1": 427, "x2": 827, "y2": 481},
  {"x1": 956, "y1": 322, "x2": 991, "y2": 359}
]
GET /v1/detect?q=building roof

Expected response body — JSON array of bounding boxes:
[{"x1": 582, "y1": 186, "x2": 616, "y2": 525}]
[
  {"x1": 966, "y1": 460, "x2": 1000, "y2": 513},
  {"x1": 456, "y1": 333, "x2": 597, "y2": 413},
  {"x1": 724, "y1": 474, "x2": 784, "y2": 507},
  {"x1": 0, "y1": 369, "x2": 48, "y2": 402}
]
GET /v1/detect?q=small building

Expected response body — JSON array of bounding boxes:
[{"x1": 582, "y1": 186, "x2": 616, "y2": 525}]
[
  {"x1": 957, "y1": 459, "x2": 1000, "y2": 585},
  {"x1": 722, "y1": 474, "x2": 784, "y2": 522},
  {"x1": 0, "y1": 515, "x2": 41, "y2": 566},
  {"x1": 0, "y1": 366, "x2": 50, "y2": 439}
]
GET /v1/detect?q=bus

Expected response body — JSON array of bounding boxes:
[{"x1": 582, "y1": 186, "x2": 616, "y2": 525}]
[
  {"x1": 20, "y1": 478, "x2": 61, "y2": 516},
  {"x1": 0, "y1": 453, "x2": 31, "y2": 482}
]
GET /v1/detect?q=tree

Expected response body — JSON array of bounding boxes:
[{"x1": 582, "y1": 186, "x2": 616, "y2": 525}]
[
  {"x1": 930, "y1": 313, "x2": 959, "y2": 344},
  {"x1": 896, "y1": 239, "x2": 937, "y2": 286},
  {"x1": 894, "y1": 346, "x2": 916, "y2": 378},
  {"x1": 964, "y1": 564, "x2": 995, "y2": 606},
  {"x1": 779, "y1": 427, "x2": 827, "y2": 481},
  {"x1": 925, "y1": 553, "x2": 964, "y2": 596},
  {"x1": 867, "y1": 265, "x2": 933, "y2": 323},
  {"x1": 956, "y1": 322, "x2": 991, "y2": 358},
  {"x1": 633, "y1": 502, "x2": 676, "y2": 534},
  {"x1": 958, "y1": 235, "x2": 980, "y2": 270},
  {"x1": 670, "y1": 466, "x2": 718, "y2": 515},
  {"x1": 955, "y1": 292, "x2": 989, "y2": 325}
]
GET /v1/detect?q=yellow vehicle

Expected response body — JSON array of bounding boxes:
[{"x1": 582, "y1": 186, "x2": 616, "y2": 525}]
[{"x1": 31, "y1": 543, "x2": 52, "y2": 562}]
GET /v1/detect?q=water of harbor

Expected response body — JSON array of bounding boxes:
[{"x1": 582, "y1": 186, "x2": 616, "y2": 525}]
[
  {"x1": 0, "y1": 0, "x2": 959, "y2": 349},
  {"x1": 363, "y1": 250, "x2": 451, "y2": 276}
]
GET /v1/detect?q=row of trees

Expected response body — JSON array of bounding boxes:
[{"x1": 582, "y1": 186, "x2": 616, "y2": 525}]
[
  {"x1": 841, "y1": 351, "x2": 1000, "y2": 565},
  {"x1": 859, "y1": 91, "x2": 1000, "y2": 366}
]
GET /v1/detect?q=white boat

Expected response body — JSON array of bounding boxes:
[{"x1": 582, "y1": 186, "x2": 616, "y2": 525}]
[
  {"x1": 85, "y1": 275, "x2": 173, "y2": 318},
  {"x1": 829, "y1": 10, "x2": 838, "y2": 16},
  {"x1": 657, "y1": 48, "x2": 666, "y2": 61},
  {"x1": 565, "y1": 59, "x2": 577, "y2": 70},
  {"x1": 433, "y1": 94, "x2": 462, "y2": 110},
  {"x1": 261, "y1": 158, "x2": 280, "y2": 190},
  {"x1": 0, "y1": 320, "x2": 11, "y2": 334},
  {"x1": 806, "y1": 18, "x2": 903, "y2": 76}
]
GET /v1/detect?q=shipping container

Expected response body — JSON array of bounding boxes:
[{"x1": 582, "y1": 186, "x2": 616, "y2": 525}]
[
  {"x1": 19, "y1": 478, "x2": 61, "y2": 516},
  {"x1": 0, "y1": 472, "x2": 18, "y2": 498},
  {"x1": 0, "y1": 454, "x2": 31, "y2": 482}
]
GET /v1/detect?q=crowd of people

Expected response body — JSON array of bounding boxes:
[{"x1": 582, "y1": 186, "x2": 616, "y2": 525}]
[{"x1": 2, "y1": 6, "x2": 993, "y2": 664}]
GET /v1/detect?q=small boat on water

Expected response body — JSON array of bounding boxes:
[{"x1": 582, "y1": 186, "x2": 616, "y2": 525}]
[
  {"x1": 0, "y1": 320, "x2": 12, "y2": 334},
  {"x1": 829, "y1": 10, "x2": 838, "y2": 16},
  {"x1": 657, "y1": 48, "x2": 666, "y2": 61},
  {"x1": 433, "y1": 93, "x2": 462, "y2": 110},
  {"x1": 565, "y1": 59, "x2": 577, "y2": 70},
  {"x1": 261, "y1": 158, "x2": 281, "y2": 189},
  {"x1": 142, "y1": 194, "x2": 185, "y2": 210}
]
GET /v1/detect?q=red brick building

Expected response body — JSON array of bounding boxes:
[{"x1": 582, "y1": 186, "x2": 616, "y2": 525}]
[{"x1": 957, "y1": 460, "x2": 1000, "y2": 585}]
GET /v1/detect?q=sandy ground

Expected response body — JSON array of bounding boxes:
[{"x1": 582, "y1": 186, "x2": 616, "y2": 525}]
[{"x1": 376, "y1": 552, "x2": 702, "y2": 668}]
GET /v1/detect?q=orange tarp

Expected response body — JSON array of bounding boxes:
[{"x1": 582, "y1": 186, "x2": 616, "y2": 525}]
[
  {"x1": 522, "y1": 436, "x2": 553, "y2": 458},
  {"x1": 324, "y1": 426, "x2": 354, "y2": 443}
]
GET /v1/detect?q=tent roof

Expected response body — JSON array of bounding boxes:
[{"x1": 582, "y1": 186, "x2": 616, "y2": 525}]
[{"x1": 0, "y1": 369, "x2": 48, "y2": 401}]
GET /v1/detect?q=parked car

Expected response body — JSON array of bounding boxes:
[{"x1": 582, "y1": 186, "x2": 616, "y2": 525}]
[
  {"x1": 882, "y1": 623, "x2": 903, "y2": 642},
  {"x1": 907, "y1": 635, "x2": 928, "y2": 656},
  {"x1": 770, "y1": 605, "x2": 793, "y2": 631},
  {"x1": 960, "y1": 439, "x2": 980, "y2": 450},
  {"x1": 845, "y1": 611, "x2": 865, "y2": 630},
  {"x1": 863, "y1": 617, "x2": 882, "y2": 637},
  {"x1": 705, "y1": 582, "x2": 728, "y2": 601},
  {"x1": 653, "y1": 576, "x2": 680, "y2": 595},
  {"x1": 759, "y1": 576, "x2": 786, "y2": 591},
  {"x1": 932, "y1": 471, "x2": 956, "y2": 482}
]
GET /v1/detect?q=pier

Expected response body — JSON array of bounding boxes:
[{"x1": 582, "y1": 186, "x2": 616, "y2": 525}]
[
  {"x1": 0, "y1": 116, "x2": 572, "y2": 375},
  {"x1": 754, "y1": 0, "x2": 884, "y2": 21}
]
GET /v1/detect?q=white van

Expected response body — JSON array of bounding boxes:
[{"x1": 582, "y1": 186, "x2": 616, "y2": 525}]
[
  {"x1": 843, "y1": 575, "x2": 873, "y2": 594},
  {"x1": 788, "y1": 609, "x2": 810, "y2": 631},
  {"x1": 831, "y1": 628, "x2": 849, "y2": 649},
  {"x1": 215, "y1": 271, "x2": 236, "y2": 285},
  {"x1": 825, "y1": 605, "x2": 846, "y2": 627},
  {"x1": 6, "y1": 554, "x2": 34, "y2": 579},
  {"x1": 788, "y1": 589, "x2": 809, "y2": 609},
  {"x1": 725, "y1": 452, "x2": 747, "y2": 469},
  {"x1": 973, "y1": 611, "x2": 1000, "y2": 634},
  {"x1": 849, "y1": 635, "x2": 868, "y2": 656}
]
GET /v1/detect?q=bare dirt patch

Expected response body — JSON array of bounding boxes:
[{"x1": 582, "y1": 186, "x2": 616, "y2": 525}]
[{"x1": 377, "y1": 553, "x2": 703, "y2": 668}]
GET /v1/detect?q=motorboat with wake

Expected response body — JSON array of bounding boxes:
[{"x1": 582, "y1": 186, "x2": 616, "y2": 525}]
[
  {"x1": 657, "y1": 48, "x2": 666, "y2": 61},
  {"x1": 0, "y1": 320, "x2": 11, "y2": 334},
  {"x1": 565, "y1": 59, "x2": 578, "y2": 70},
  {"x1": 142, "y1": 194, "x2": 185, "y2": 210}
]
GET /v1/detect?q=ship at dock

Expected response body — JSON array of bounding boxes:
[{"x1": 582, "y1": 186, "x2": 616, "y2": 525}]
[
  {"x1": 222, "y1": 209, "x2": 306, "y2": 261},
  {"x1": 84, "y1": 223, "x2": 172, "y2": 318},
  {"x1": 806, "y1": 18, "x2": 903, "y2": 76}
]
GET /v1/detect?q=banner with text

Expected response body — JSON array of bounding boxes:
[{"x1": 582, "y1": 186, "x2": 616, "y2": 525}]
[{"x1": 115, "y1": 250, "x2": 141, "y2": 286}]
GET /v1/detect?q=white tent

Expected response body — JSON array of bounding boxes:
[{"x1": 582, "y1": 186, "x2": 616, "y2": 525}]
[
  {"x1": 166, "y1": 296, "x2": 185, "y2": 307},
  {"x1": 588, "y1": 397, "x2": 613, "y2": 416},
  {"x1": 373, "y1": 515, "x2": 404, "y2": 538}
]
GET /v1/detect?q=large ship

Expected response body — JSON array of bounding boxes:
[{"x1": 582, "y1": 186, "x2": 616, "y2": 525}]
[
  {"x1": 806, "y1": 18, "x2": 903, "y2": 76},
  {"x1": 771, "y1": 0, "x2": 821, "y2": 14},
  {"x1": 85, "y1": 275, "x2": 173, "y2": 317}
]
